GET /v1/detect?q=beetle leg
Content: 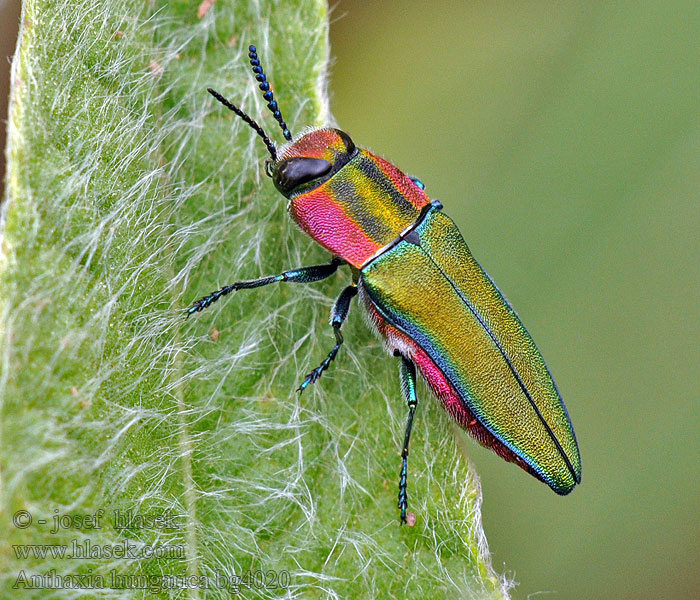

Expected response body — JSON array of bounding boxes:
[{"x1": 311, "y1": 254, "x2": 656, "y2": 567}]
[
  {"x1": 186, "y1": 257, "x2": 343, "y2": 317},
  {"x1": 397, "y1": 354, "x2": 418, "y2": 524},
  {"x1": 297, "y1": 284, "x2": 358, "y2": 392}
]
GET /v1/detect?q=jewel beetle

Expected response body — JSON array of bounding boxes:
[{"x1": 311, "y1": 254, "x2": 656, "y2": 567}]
[{"x1": 188, "y1": 45, "x2": 582, "y2": 523}]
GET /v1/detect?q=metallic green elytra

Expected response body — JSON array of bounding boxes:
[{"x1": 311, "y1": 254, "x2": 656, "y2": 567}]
[
  {"x1": 361, "y1": 204, "x2": 581, "y2": 494},
  {"x1": 189, "y1": 45, "x2": 581, "y2": 523}
]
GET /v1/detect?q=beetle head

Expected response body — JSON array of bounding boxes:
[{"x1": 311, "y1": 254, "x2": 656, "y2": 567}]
[
  {"x1": 270, "y1": 129, "x2": 356, "y2": 197},
  {"x1": 207, "y1": 46, "x2": 356, "y2": 198}
]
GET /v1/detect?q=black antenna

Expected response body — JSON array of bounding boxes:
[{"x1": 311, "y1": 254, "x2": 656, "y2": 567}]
[
  {"x1": 248, "y1": 45, "x2": 293, "y2": 142},
  {"x1": 207, "y1": 88, "x2": 279, "y2": 161}
]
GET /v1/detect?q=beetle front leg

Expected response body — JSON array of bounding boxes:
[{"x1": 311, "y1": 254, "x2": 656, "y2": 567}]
[
  {"x1": 396, "y1": 353, "x2": 418, "y2": 524},
  {"x1": 297, "y1": 284, "x2": 358, "y2": 392},
  {"x1": 186, "y1": 257, "x2": 343, "y2": 317}
]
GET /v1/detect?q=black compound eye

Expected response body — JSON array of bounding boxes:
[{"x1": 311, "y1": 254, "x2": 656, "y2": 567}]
[
  {"x1": 335, "y1": 129, "x2": 356, "y2": 155},
  {"x1": 273, "y1": 157, "x2": 333, "y2": 196}
]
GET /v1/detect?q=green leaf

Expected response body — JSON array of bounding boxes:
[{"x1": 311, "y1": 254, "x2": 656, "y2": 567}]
[{"x1": 0, "y1": 0, "x2": 510, "y2": 597}]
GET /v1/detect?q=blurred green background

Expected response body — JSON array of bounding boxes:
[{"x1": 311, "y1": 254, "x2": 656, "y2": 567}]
[{"x1": 330, "y1": 1, "x2": 699, "y2": 599}]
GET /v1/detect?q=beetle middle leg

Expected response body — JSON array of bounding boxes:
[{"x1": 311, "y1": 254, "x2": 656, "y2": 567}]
[
  {"x1": 186, "y1": 257, "x2": 343, "y2": 317},
  {"x1": 297, "y1": 284, "x2": 358, "y2": 392},
  {"x1": 396, "y1": 352, "x2": 418, "y2": 524}
]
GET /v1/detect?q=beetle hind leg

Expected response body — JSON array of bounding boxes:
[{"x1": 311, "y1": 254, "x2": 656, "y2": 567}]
[
  {"x1": 396, "y1": 353, "x2": 418, "y2": 524},
  {"x1": 297, "y1": 284, "x2": 357, "y2": 392}
]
